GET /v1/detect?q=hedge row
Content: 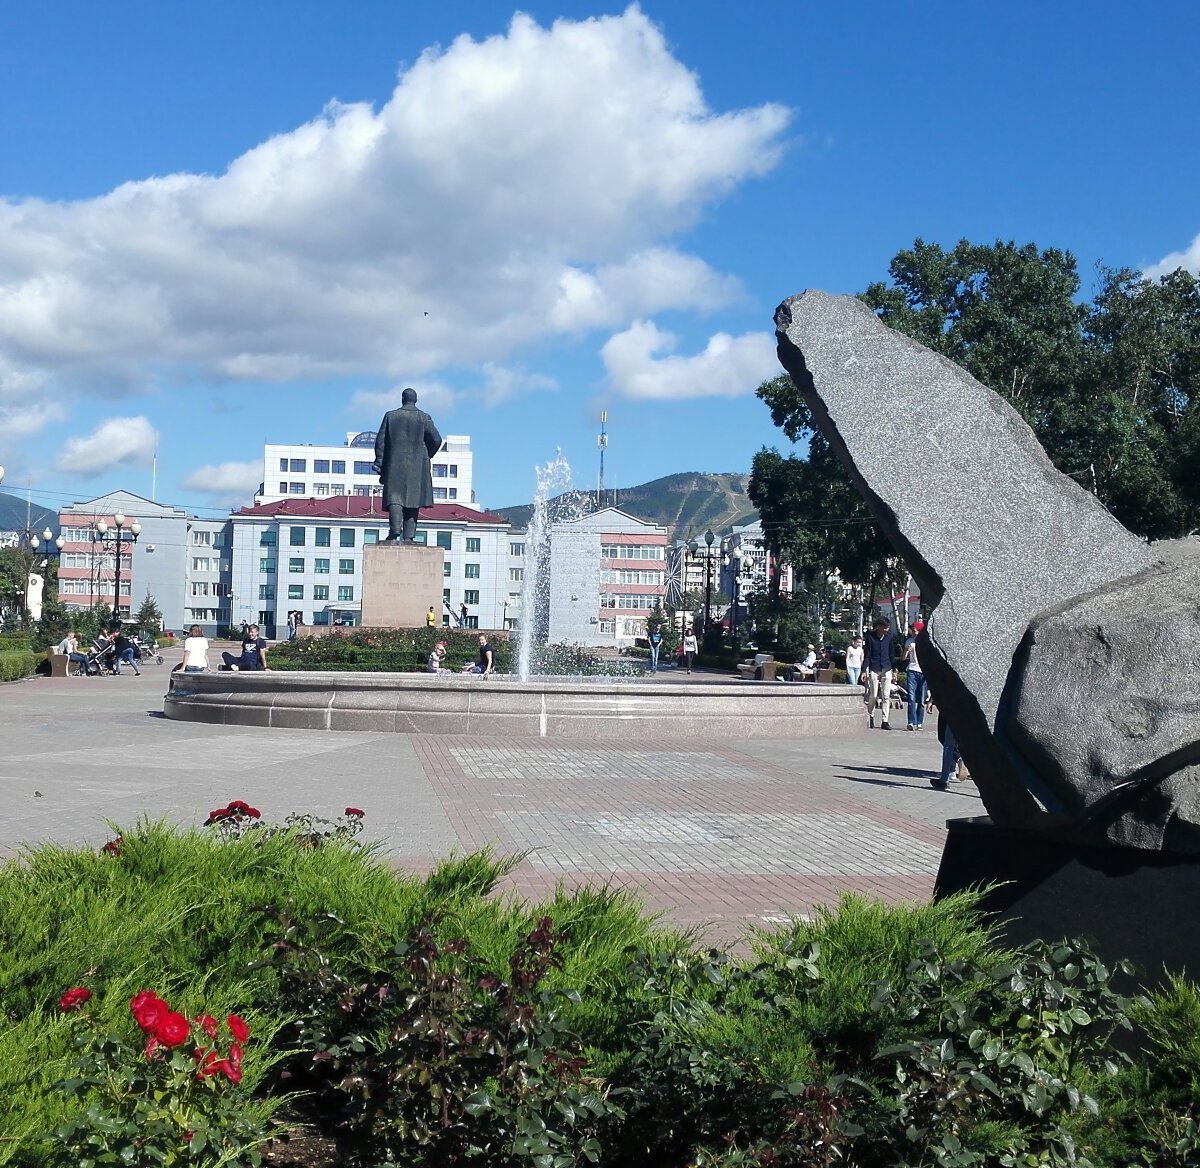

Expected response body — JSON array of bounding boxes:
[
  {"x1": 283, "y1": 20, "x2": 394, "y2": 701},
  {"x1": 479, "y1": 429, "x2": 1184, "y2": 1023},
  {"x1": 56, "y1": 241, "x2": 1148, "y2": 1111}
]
[{"x1": 0, "y1": 650, "x2": 39, "y2": 682}]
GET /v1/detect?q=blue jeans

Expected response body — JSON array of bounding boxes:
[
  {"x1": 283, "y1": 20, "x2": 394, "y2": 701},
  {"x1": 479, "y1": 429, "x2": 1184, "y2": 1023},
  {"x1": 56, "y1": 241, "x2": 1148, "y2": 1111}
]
[
  {"x1": 941, "y1": 723, "x2": 958, "y2": 782},
  {"x1": 906, "y1": 670, "x2": 927, "y2": 727},
  {"x1": 116, "y1": 648, "x2": 140, "y2": 673},
  {"x1": 846, "y1": 665, "x2": 861, "y2": 686},
  {"x1": 649, "y1": 644, "x2": 660, "y2": 671}
]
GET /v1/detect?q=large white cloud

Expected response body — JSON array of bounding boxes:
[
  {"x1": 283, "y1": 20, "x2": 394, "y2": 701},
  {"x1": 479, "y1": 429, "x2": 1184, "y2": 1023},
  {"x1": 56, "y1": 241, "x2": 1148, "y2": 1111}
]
[
  {"x1": 57, "y1": 417, "x2": 158, "y2": 476},
  {"x1": 600, "y1": 320, "x2": 779, "y2": 400},
  {"x1": 0, "y1": 7, "x2": 789, "y2": 430},
  {"x1": 1145, "y1": 232, "x2": 1200, "y2": 280},
  {"x1": 179, "y1": 460, "x2": 263, "y2": 505}
]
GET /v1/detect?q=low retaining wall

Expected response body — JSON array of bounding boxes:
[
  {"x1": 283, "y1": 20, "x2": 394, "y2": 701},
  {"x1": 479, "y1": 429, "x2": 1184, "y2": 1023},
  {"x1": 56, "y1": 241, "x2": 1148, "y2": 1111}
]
[{"x1": 164, "y1": 672, "x2": 865, "y2": 739}]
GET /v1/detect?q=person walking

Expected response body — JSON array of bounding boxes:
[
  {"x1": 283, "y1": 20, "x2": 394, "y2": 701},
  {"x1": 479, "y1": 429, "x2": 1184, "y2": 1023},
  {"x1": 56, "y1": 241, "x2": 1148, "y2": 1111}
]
[
  {"x1": 864, "y1": 617, "x2": 896, "y2": 729},
  {"x1": 182, "y1": 625, "x2": 210, "y2": 672},
  {"x1": 682, "y1": 627, "x2": 698, "y2": 674},
  {"x1": 845, "y1": 636, "x2": 864, "y2": 686},
  {"x1": 904, "y1": 619, "x2": 928, "y2": 730},
  {"x1": 931, "y1": 708, "x2": 959, "y2": 791},
  {"x1": 648, "y1": 626, "x2": 663, "y2": 673},
  {"x1": 112, "y1": 625, "x2": 142, "y2": 675}
]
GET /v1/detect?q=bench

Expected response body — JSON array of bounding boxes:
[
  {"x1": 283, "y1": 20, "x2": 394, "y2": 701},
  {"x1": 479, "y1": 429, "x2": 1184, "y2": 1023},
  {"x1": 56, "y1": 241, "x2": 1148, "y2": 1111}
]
[
  {"x1": 736, "y1": 653, "x2": 776, "y2": 681},
  {"x1": 44, "y1": 650, "x2": 70, "y2": 677},
  {"x1": 814, "y1": 667, "x2": 835, "y2": 684}
]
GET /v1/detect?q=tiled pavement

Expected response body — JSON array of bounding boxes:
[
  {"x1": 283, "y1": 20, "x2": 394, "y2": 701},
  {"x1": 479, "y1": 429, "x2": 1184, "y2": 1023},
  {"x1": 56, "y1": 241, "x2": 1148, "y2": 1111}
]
[{"x1": 0, "y1": 658, "x2": 981, "y2": 944}]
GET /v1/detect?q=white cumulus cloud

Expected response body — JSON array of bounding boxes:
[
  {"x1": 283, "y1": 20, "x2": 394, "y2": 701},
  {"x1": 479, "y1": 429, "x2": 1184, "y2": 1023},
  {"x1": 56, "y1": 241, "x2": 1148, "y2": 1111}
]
[
  {"x1": 350, "y1": 382, "x2": 459, "y2": 421},
  {"x1": 1144, "y1": 232, "x2": 1200, "y2": 280},
  {"x1": 600, "y1": 320, "x2": 780, "y2": 400},
  {"x1": 0, "y1": 7, "x2": 790, "y2": 418},
  {"x1": 57, "y1": 416, "x2": 158, "y2": 476},
  {"x1": 179, "y1": 460, "x2": 263, "y2": 505}
]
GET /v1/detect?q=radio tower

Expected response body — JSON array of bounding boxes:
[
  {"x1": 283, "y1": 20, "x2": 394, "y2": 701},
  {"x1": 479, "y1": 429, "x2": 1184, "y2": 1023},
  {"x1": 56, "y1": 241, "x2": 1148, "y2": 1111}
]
[{"x1": 597, "y1": 411, "x2": 608, "y2": 509}]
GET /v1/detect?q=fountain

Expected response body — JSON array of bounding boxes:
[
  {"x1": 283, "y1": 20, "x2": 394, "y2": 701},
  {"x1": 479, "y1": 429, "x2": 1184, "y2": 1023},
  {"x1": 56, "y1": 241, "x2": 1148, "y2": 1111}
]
[{"x1": 164, "y1": 454, "x2": 864, "y2": 738}]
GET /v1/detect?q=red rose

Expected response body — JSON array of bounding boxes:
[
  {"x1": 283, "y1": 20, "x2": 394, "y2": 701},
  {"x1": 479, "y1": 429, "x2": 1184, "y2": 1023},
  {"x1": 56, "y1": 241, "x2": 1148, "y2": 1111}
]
[
  {"x1": 144, "y1": 1036, "x2": 162, "y2": 1061},
  {"x1": 155, "y1": 1010, "x2": 191, "y2": 1048},
  {"x1": 131, "y1": 991, "x2": 167, "y2": 1033},
  {"x1": 227, "y1": 1042, "x2": 243, "y2": 1074},
  {"x1": 217, "y1": 1058, "x2": 242, "y2": 1085},
  {"x1": 246, "y1": 806, "x2": 261, "y2": 818},
  {"x1": 195, "y1": 1013, "x2": 219, "y2": 1039},
  {"x1": 194, "y1": 1048, "x2": 218, "y2": 1077},
  {"x1": 228, "y1": 800, "x2": 250, "y2": 813},
  {"x1": 226, "y1": 1014, "x2": 250, "y2": 1043},
  {"x1": 58, "y1": 987, "x2": 92, "y2": 1011},
  {"x1": 344, "y1": 807, "x2": 365, "y2": 818}
]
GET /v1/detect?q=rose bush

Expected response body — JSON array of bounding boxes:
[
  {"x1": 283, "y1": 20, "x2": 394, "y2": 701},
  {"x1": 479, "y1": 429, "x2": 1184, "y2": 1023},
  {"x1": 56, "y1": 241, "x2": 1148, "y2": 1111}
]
[{"x1": 50, "y1": 988, "x2": 270, "y2": 1167}]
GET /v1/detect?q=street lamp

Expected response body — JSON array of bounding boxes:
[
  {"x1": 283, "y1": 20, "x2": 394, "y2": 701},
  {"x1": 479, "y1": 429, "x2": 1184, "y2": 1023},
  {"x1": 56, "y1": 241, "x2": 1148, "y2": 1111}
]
[
  {"x1": 687, "y1": 529, "x2": 715, "y2": 638},
  {"x1": 729, "y1": 544, "x2": 743, "y2": 652},
  {"x1": 93, "y1": 511, "x2": 141, "y2": 619}
]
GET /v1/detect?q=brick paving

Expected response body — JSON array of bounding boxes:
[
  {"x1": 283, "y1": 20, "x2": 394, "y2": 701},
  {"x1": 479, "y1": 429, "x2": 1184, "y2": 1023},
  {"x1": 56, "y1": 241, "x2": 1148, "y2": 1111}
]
[{"x1": 0, "y1": 659, "x2": 981, "y2": 944}]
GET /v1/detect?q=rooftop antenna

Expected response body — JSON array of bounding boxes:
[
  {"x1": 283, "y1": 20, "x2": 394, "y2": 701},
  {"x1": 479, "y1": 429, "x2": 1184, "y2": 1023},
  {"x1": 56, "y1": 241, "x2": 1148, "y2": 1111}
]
[
  {"x1": 597, "y1": 411, "x2": 608, "y2": 509},
  {"x1": 151, "y1": 438, "x2": 158, "y2": 502}
]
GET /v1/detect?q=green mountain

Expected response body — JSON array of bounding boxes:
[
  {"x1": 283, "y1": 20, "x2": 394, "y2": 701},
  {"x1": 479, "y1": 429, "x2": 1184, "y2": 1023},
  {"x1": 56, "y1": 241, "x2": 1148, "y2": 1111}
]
[
  {"x1": 493, "y1": 471, "x2": 758, "y2": 542},
  {"x1": 0, "y1": 491, "x2": 56, "y2": 537}
]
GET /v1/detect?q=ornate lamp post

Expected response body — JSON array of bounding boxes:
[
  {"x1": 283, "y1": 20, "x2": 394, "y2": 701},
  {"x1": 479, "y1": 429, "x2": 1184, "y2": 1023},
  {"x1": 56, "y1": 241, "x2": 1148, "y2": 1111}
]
[
  {"x1": 93, "y1": 512, "x2": 141, "y2": 619},
  {"x1": 729, "y1": 544, "x2": 743, "y2": 653}
]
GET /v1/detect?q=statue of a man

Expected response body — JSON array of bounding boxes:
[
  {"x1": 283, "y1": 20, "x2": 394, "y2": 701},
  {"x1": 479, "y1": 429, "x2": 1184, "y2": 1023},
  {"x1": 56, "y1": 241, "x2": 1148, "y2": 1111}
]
[{"x1": 371, "y1": 388, "x2": 443, "y2": 543}]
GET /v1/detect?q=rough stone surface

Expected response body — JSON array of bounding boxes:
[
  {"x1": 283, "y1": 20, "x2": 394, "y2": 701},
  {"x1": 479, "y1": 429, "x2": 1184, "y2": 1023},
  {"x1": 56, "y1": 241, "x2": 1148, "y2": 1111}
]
[
  {"x1": 775, "y1": 290, "x2": 1157, "y2": 831},
  {"x1": 1005, "y1": 538, "x2": 1200, "y2": 850}
]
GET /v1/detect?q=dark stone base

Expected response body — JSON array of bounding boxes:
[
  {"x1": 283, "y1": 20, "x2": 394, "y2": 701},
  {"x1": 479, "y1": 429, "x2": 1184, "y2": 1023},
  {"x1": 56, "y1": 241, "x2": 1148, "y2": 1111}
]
[{"x1": 935, "y1": 816, "x2": 1200, "y2": 985}]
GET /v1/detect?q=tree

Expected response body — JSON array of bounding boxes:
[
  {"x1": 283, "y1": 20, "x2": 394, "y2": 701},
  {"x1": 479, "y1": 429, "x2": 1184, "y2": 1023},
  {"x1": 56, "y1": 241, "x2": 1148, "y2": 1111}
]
[{"x1": 134, "y1": 593, "x2": 164, "y2": 636}]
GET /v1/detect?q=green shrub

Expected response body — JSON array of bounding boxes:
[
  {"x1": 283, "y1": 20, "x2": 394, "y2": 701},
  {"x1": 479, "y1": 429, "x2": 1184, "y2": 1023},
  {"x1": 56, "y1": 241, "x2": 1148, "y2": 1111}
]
[
  {"x1": 0, "y1": 633, "x2": 33, "y2": 651},
  {"x1": 269, "y1": 627, "x2": 512, "y2": 673},
  {"x1": 0, "y1": 650, "x2": 38, "y2": 681}
]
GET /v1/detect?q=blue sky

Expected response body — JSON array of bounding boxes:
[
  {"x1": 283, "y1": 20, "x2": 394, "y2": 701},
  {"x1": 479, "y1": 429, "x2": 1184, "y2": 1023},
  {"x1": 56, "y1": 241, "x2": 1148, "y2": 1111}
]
[{"x1": 1, "y1": 1, "x2": 1197, "y2": 523}]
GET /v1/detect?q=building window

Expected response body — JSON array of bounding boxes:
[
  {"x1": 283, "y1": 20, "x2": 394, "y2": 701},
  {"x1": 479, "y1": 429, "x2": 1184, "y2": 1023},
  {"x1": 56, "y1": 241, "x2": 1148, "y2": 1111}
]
[
  {"x1": 192, "y1": 531, "x2": 211, "y2": 546},
  {"x1": 315, "y1": 528, "x2": 331, "y2": 547},
  {"x1": 449, "y1": 464, "x2": 458, "y2": 478},
  {"x1": 464, "y1": 563, "x2": 480, "y2": 579},
  {"x1": 598, "y1": 620, "x2": 616, "y2": 635},
  {"x1": 314, "y1": 558, "x2": 330, "y2": 574},
  {"x1": 509, "y1": 567, "x2": 524, "y2": 582},
  {"x1": 313, "y1": 585, "x2": 329, "y2": 601},
  {"x1": 443, "y1": 588, "x2": 451, "y2": 603},
  {"x1": 278, "y1": 482, "x2": 288, "y2": 493},
  {"x1": 339, "y1": 559, "x2": 354, "y2": 574},
  {"x1": 191, "y1": 582, "x2": 210, "y2": 596},
  {"x1": 331, "y1": 460, "x2": 345, "y2": 474},
  {"x1": 443, "y1": 562, "x2": 452, "y2": 577},
  {"x1": 433, "y1": 487, "x2": 448, "y2": 500},
  {"x1": 448, "y1": 488, "x2": 457, "y2": 499},
  {"x1": 279, "y1": 458, "x2": 288, "y2": 471},
  {"x1": 290, "y1": 527, "x2": 306, "y2": 546},
  {"x1": 288, "y1": 584, "x2": 304, "y2": 600},
  {"x1": 412, "y1": 531, "x2": 427, "y2": 545},
  {"x1": 337, "y1": 586, "x2": 354, "y2": 602},
  {"x1": 435, "y1": 532, "x2": 452, "y2": 550},
  {"x1": 314, "y1": 483, "x2": 329, "y2": 496},
  {"x1": 289, "y1": 458, "x2": 306, "y2": 472},
  {"x1": 466, "y1": 537, "x2": 481, "y2": 553},
  {"x1": 433, "y1": 464, "x2": 447, "y2": 478},
  {"x1": 260, "y1": 530, "x2": 277, "y2": 546},
  {"x1": 258, "y1": 585, "x2": 275, "y2": 601},
  {"x1": 340, "y1": 528, "x2": 355, "y2": 547},
  {"x1": 192, "y1": 557, "x2": 211, "y2": 571},
  {"x1": 258, "y1": 611, "x2": 273, "y2": 627},
  {"x1": 463, "y1": 590, "x2": 479, "y2": 605},
  {"x1": 510, "y1": 542, "x2": 525, "y2": 557},
  {"x1": 314, "y1": 459, "x2": 330, "y2": 473},
  {"x1": 289, "y1": 482, "x2": 305, "y2": 494},
  {"x1": 364, "y1": 529, "x2": 379, "y2": 544},
  {"x1": 353, "y1": 461, "x2": 373, "y2": 475},
  {"x1": 289, "y1": 557, "x2": 304, "y2": 573},
  {"x1": 353, "y1": 486, "x2": 372, "y2": 496},
  {"x1": 259, "y1": 557, "x2": 276, "y2": 573}
]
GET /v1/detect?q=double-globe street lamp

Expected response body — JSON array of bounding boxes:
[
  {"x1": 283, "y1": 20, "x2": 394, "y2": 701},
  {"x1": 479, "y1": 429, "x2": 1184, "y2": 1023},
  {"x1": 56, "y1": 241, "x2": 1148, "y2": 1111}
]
[
  {"x1": 93, "y1": 512, "x2": 141, "y2": 619},
  {"x1": 725, "y1": 541, "x2": 744, "y2": 653},
  {"x1": 686, "y1": 529, "x2": 716, "y2": 638}
]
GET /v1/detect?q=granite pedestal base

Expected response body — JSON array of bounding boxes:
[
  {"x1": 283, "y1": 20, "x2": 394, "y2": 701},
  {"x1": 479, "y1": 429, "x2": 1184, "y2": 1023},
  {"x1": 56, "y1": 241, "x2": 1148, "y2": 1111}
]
[
  {"x1": 361, "y1": 543, "x2": 445, "y2": 628},
  {"x1": 935, "y1": 816, "x2": 1200, "y2": 983}
]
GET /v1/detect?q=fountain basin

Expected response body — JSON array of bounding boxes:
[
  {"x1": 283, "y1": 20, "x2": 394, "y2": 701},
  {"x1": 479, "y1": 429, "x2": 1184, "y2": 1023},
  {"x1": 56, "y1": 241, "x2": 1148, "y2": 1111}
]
[{"x1": 164, "y1": 671, "x2": 865, "y2": 739}]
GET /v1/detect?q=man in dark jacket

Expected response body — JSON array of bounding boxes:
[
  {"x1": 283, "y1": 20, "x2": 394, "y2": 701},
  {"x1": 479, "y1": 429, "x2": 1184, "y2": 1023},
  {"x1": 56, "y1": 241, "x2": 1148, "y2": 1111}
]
[
  {"x1": 864, "y1": 617, "x2": 896, "y2": 729},
  {"x1": 372, "y1": 388, "x2": 443, "y2": 542}
]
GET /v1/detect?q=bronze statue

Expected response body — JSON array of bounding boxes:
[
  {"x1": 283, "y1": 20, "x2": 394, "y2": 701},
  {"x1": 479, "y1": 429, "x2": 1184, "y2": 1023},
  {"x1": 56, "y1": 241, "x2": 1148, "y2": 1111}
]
[{"x1": 371, "y1": 388, "x2": 443, "y2": 542}]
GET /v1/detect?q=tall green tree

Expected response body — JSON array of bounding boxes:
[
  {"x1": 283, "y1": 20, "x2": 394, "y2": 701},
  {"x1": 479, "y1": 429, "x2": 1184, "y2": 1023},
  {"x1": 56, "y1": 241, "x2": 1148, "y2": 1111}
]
[{"x1": 134, "y1": 593, "x2": 164, "y2": 635}]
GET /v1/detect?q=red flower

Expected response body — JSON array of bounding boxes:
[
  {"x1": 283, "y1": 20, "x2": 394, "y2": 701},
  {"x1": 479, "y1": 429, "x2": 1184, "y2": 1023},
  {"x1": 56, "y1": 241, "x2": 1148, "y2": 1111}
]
[
  {"x1": 58, "y1": 986, "x2": 92, "y2": 1011},
  {"x1": 227, "y1": 1042, "x2": 243, "y2": 1075},
  {"x1": 155, "y1": 1011, "x2": 191, "y2": 1048},
  {"x1": 246, "y1": 806, "x2": 261, "y2": 818},
  {"x1": 100, "y1": 836, "x2": 124, "y2": 856},
  {"x1": 131, "y1": 991, "x2": 168, "y2": 1033},
  {"x1": 194, "y1": 1048, "x2": 219, "y2": 1077},
  {"x1": 144, "y1": 1035, "x2": 162, "y2": 1061},
  {"x1": 344, "y1": 807, "x2": 365, "y2": 818},
  {"x1": 204, "y1": 808, "x2": 231, "y2": 826},
  {"x1": 195, "y1": 1013, "x2": 219, "y2": 1039},
  {"x1": 226, "y1": 1014, "x2": 250, "y2": 1043},
  {"x1": 213, "y1": 1056, "x2": 242, "y2": 1085}
]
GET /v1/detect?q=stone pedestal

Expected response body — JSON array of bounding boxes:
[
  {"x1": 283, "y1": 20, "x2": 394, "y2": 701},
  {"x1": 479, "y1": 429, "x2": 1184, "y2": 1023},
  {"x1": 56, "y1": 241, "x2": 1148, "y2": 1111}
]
[
  {"x1": 934, "y1": 816, "x2": 1200, "y2": 987},
  {"x1": 361, "y1": 543, "x2": 445, "y2": 628}
]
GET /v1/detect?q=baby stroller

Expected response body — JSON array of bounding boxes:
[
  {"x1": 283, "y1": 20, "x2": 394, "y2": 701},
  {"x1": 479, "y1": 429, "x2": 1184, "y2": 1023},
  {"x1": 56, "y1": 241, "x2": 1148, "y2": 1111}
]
[
  {"x1": 133, "y1": 635, "x2": 164, "y2": 665},
  {"x1": 85, "y1": 639, "x2": 117, "y2": 676}
]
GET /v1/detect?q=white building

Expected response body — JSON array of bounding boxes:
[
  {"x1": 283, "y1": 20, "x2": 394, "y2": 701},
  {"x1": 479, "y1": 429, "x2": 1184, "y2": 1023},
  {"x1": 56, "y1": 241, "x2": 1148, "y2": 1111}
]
[
  {"x1": 255, "y1": 432, "x2": 476, "y2": 507},
  {"x1": 184, "y1": 518, "x2": 234, "y2": 633},
  {"x1": 547, "y1": 508, "x2": 669, "y2": 648},
  {"x1": 229, "y1": 497, "x2": 511, "y2": 639}
]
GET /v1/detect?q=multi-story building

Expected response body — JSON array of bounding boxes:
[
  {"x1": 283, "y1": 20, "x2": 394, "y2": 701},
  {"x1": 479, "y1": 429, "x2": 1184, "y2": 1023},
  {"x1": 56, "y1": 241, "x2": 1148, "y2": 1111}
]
[
  {"x1": 57, "y1": 491, "x2": 192, "y2": 628},
  {"x1": 719, "y1": 520, "x2": 794, "y2": 605},
  {"x1": 184, "y1": 518, "x2": 234, "y2": 633},
  {"x1": 229, "y1": 496, "x2": 512, "y2": 638},
  {"x1": 254, "y1": 432, "x2": 476, "y2": 507},
  {"x1": 547, "y1": 508, "x2": 668, "y2": 647}
]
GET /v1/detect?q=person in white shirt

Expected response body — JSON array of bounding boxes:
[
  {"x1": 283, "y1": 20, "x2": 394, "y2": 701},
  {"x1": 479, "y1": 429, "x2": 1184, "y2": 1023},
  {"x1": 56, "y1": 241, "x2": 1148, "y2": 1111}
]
[
  {"x1": 682, "y1": 628, "x2": 698, "y2": 673},
  {"x1": 181, "y1": 625, "x2": 210, "y2": 672},
  {"x1": 845, "y1": 636, "x2": 864, "y2": 686},
  {"x1": 55, "y1": 631, "x2": 91, "y2": 675}
]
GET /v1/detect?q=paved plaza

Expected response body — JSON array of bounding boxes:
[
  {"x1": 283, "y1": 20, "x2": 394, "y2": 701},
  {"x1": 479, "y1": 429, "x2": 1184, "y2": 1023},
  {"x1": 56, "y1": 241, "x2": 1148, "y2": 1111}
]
[{"x1": 0, "y1": 653, "x2": 981, "y2": 943}]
